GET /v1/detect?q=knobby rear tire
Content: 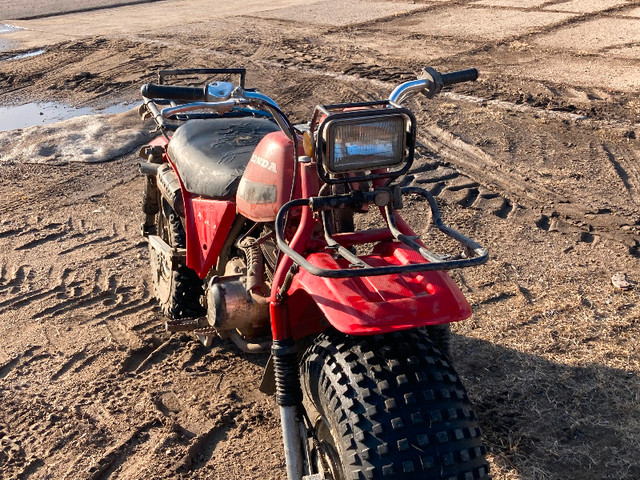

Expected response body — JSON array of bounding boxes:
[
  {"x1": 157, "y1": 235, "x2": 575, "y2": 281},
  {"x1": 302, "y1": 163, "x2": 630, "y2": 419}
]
[
  {"x1": 300, "y1": 329, "x2": 490, "y2": 480},
  {"x1": 150, "y1": 202, "x2": 204, "y2": 319}
]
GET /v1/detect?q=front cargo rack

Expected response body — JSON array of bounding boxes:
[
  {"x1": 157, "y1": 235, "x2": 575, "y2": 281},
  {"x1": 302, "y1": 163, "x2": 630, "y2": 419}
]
[{"x1": 275, "y1": 186, "x2": 488, "y2": 279}]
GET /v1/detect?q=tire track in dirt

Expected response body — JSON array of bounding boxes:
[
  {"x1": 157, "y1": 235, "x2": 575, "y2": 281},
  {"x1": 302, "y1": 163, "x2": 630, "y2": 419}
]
[
  {"x1": 418, "y1": 0, "x2": 640, "y2": 51},
  {"x1": 0, "y1": 423, "x2": 24, "y2": 471},
  {"x1": 0, "y1": 346, "x2": 42, "y2": 379},
  {"x1": 172, "y1": 418, "x2": 234, "y2": 473},
  {"x1": 601, "y1": 143, "x2": 634, "y2": 196},
  {"x1": 129, "y1": 314, "x2": 161, "y2": 334},
  {"x1": 6, "y1": 0, "x2": 166, "y2": 21},
  {"x1": 0, "y1": 191, "x2": 168, "y2": 479},
  {"x1": 58, "y1": 234, "x2": 115, "y2": 255},
  {"x1": 0, "y1": 266, "x2": 73, "y2": 316},
  {"x1": 415, "y1": 126, "x2": 640, "y2": 255},
  {"x1": 132, "y1": 337, "x2": 181, "y2": 374},
  {"x1": 93, "y1": 297, "x2": 155, "y2": 322},
  {"x1": 0, "y1": 265, "x2": 28, "y2": 294},
  {"x1": 0, "y1": 285, "x2": 65, "y2": 315},
  {"x1": 85, "y1": 420, "x2": 161, "y2": 480},
  {"x1": 32, "y1": 286, "x2": 111, "y2": 319},
  {"x1": 0, "y1": 211, "x2": 153, "y2": 341},
  {"x1": 118, "y1": 344, "x2": 157, "y2": 374},
  {"x1": 600, "y1": 141, "x2": 640, "y2": 201},
  {"x1": 50, "y1": 348, "x2": 88, "y2": 381},
  {"x1": 13, "y1": 230, "x2": 68, "y2": 251}
]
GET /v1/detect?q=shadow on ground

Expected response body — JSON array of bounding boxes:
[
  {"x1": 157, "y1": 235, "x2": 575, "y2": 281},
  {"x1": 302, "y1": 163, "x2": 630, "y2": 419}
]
[{"x1": 453, "y1": 334, "x2": 640, "y2": 479}]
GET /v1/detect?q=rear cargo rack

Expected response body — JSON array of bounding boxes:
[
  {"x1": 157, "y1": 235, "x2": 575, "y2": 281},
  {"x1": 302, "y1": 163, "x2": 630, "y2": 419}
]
[
  {"x1": 157, "y1": 68, "x2": 247, "y2": 88},
  {"x1": 141, "y1": 68, "x2": 258, "y2": 131},
  {"x1": 275, "y1": 186, "x2": 487, "y2": 278}
]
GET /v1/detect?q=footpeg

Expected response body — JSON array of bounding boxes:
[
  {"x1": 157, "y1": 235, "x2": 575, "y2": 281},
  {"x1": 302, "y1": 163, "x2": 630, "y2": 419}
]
[
  {"x1": 193, "y1": 327, "x2": 217, "y2": 347},
  {"x1": 141, "y1": 222, "x2": 155, "y2": 237},
  {"x1": 165, "y1": 318, "x2": 200, "y2": 332}
]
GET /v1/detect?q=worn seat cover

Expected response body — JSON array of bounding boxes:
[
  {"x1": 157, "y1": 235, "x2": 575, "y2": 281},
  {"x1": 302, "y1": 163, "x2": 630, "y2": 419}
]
[{"x1": 167, "y1": 117, "x2": 280, "y2": 198}]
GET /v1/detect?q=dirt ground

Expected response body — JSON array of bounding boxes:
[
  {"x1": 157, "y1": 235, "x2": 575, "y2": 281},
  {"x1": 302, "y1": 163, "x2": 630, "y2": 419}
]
[{"x1": 0, "y1": 1, "x2": 639, "y2": 479}]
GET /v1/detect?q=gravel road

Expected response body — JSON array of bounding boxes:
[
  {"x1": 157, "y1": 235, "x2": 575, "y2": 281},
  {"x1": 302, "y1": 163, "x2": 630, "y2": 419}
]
[{"x1": 0, "y1": 0, "x2": 162, "y2": 20}]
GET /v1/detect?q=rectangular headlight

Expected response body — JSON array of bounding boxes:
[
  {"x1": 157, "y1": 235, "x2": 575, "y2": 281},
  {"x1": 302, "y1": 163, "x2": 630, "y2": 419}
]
[{"x1": 324, "y1": 114, "x2": 406, "y2": 173}]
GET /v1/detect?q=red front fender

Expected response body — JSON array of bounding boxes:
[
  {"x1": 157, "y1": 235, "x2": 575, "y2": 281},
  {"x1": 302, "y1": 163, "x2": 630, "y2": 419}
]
[{"x1": 285, "y1": 242, "x2": 472, "y2": 337}]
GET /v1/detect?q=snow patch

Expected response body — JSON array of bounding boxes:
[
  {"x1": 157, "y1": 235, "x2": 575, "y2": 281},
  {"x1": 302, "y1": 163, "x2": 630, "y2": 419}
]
[
  {"x1": 0, "y1": 24, "x2": 25, "y2": 34},
  {"x1": 0, "y1": 108, "x2": 155, "y2": 164}
]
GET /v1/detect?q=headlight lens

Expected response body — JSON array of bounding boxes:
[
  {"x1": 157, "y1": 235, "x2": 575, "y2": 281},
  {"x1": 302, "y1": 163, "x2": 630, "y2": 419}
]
[{"x1": 325, "y1": 114, "x2": 406, "y2": 173}]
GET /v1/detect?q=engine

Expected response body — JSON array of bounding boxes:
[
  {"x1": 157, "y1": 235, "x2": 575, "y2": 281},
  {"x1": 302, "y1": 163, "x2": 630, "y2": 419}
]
[{"x1": 204, "y1": 232, "x2": 276, "y2": 348}]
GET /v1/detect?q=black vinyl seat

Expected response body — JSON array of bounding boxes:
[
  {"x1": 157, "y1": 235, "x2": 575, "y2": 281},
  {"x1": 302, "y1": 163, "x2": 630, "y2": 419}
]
[{"x1": 167, "y1": 117, "x2": 280, "y2": 199}]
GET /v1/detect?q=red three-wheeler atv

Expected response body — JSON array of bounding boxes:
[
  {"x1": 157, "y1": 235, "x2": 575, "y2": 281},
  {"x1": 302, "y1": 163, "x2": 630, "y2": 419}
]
[{"x1": 139, "y1": 66, "x2": 490, "y2": 480}]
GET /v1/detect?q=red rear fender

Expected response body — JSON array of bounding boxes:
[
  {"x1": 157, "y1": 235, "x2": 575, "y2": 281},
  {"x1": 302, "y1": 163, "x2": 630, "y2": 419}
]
[
  {"x1": 144, "y1": 136, "x2": 237, "y2": 280},
  {"x1": 183, "y1": 195, "x2": 236, "y2": 279}
]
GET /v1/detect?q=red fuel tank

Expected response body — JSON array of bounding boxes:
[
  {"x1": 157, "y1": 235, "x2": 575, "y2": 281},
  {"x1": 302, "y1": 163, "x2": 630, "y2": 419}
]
[{"x1": 236, "y1": 131, "x2": 304, "y2": 222}]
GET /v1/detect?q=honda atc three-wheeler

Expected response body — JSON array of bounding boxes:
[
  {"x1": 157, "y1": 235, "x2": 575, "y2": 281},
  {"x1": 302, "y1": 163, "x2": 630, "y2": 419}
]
[{"x1": 138, "y1": 66, "x2": 490, "y2": 480}]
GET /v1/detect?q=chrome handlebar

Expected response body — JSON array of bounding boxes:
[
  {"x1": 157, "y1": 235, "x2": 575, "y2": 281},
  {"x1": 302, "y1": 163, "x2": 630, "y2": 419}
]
[
  {"x1": 142, "y1": 67, "x2": 477, "y2": 139},
  {"x1": 389, "y1": 67, "x2": 478, "y2": 104},
  {"x1": 388, "y1": 79, "x2": 432, "y2": 105},
  {"x1": 156, "y1": 87, "x2": 295, "y2": 140}
]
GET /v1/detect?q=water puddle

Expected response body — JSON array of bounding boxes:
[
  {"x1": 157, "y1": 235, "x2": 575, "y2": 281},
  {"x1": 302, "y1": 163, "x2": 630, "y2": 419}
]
[
  {"x1": 0, "y1": 24, "x2": 27, "y2": 53},
  {"x1": 0, "y1": 101, "x2": 134, "y2": 132},
  {"x1": 99, "y1": 102, "x2": 133, "y2": 115},
  {"x1": 0, "y1": 24, "x2": 25, "y2": 35},
  {"x1": 3, "y1": 49, "x2": 46, "y2": 61}
]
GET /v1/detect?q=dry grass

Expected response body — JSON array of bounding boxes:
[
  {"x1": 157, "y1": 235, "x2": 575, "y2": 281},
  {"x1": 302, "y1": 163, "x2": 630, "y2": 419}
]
[{"x1": 445, "y1": 206, "x2": 640, "y2": 479}]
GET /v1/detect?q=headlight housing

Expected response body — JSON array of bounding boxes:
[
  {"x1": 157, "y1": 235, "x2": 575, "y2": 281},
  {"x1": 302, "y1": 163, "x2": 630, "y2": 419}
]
[
  {"x1": 312, "y1": 102, "x2": 416, "y2": 184},
  {"x1": 323, "y1": 114, "x2": 407, "y2": 173}
]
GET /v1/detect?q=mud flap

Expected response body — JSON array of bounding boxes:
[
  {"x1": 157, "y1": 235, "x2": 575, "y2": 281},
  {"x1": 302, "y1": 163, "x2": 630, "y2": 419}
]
[{"x1": 259, "y1": 355, "x2": 276, "y2": 395}]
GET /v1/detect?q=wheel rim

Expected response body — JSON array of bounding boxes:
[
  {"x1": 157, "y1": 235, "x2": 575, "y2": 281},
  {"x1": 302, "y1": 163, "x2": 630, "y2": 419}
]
[
  {"x1": 150, "y1": 244, "x2": 172, "y2": 303},
  {"x1": 312, "y1": 418, "x2": 345, "y2": 480},
  {"x1": 150, "y1": 211, "x2": 173, "y2": 303}
]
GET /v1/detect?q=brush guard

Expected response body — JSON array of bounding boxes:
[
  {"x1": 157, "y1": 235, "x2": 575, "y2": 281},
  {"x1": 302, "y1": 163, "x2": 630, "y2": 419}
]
[{"x1": 275, "y1": 185, "x2": 488, "y2": 278}]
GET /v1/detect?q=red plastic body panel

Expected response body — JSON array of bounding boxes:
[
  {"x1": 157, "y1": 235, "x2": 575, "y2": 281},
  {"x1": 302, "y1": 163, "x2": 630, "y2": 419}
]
[
  {"x1": 149, "y1": 135, "x2": 169, "y2": 149},
  {"x1": 183, "y1": 193, "x2": 236, "y2": 279},
  {"x1": 236, "y1": 131, "x2": 304, "y2": 222},
  {"x1": 285, "y1": 242, "x2": 472, "y2": 336}
]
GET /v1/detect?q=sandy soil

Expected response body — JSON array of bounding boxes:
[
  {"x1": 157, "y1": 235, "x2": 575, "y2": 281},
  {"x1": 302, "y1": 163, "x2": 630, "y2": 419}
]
[{"x1": 0, "y1": 1, "x2": 639, "y2": 479}]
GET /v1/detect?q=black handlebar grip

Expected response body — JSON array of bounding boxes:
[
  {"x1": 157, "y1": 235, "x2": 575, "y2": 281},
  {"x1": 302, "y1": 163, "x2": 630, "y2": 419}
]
[
  {"x1": 141, "y1": 83, "x2": 206, "y2": 101},
  {"x1": 440, "y1": 68, "x2": 479, "y2": 87}
]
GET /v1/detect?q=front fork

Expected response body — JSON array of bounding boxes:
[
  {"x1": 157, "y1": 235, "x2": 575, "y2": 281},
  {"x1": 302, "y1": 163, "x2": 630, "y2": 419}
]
[
  {"x1": 272, "y1": 337, "x2": 305, "y2": 479},
  {"x1": 270, "y1": 159, "x2": 322, "y2": 479},
  {"x1": 271, "y1": 301, "x2": 317, "y2": 480}
]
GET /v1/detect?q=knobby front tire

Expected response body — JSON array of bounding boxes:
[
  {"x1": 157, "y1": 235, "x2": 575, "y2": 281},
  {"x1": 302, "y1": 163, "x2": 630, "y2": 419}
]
[{"x1": 300, "y1": 329, "x2": 490, "y2": 480}]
